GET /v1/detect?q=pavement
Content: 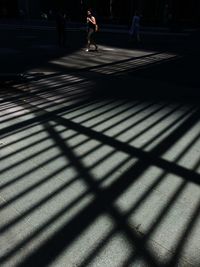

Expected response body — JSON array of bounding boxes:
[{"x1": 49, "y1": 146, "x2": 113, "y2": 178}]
[{"x1": 0, "y1": 22, "x2": 200, "y2": 267}]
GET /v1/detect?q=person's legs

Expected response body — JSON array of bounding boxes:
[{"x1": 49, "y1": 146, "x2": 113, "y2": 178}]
[
  {"x1": 90, "y1": 30, "x2": 98, "y2": 51},
  {"x1": 57, "y1": 27, "x2": 65, "y2": 47},
  {"x1": 136, "y1": 32, "x2": 141, "y2": 43},
  {"x1": 91, "y1": 39, "x2": 98, "y2": 50},
  {"x1": 93, "y1": 37, "x2": 98, "y2": 51},
  {"x1": 135, "y1": 26, "x2": 141, "y2": 44},
  {"x1": 86, "y1": 29, "x2": 92, "y2": 51}
]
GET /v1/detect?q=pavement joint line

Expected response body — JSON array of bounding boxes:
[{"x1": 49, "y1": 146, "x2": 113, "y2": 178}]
[{"x1": 0, "y1": 195, "x2": 7, "y2": 203}]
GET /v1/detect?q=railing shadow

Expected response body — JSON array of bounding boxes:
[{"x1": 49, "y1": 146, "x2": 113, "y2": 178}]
[{"x1": 0, "y1": 39, "x2": 200, "y2": 267}]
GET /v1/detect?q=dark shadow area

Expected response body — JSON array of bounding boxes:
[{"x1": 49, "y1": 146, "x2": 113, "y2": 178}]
[
  {"x1": 0, "y1": 28, "x2": 86, "y2": 75},
  {"x1": 0, "y1": 25, "x2": 200, "y2": 96}
]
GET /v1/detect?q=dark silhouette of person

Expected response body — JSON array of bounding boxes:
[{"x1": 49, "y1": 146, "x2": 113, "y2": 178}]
[
  {"x1": 48, "y1": 9, "x2": 53, "y2": 21},
  {"x1": 129, "y1": 11, "x2": 141, "y2": 44},
  {"x1": 56, "y1": 10, "x2": 66, "y2": 47}
]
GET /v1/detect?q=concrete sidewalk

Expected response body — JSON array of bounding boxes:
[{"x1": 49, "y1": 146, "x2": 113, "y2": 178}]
[{"x1": 0, "y1": 41, "x2": 200, "y2": 267}]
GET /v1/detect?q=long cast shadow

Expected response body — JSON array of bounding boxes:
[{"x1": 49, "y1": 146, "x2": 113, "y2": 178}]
[
  {"x1": 6, "y1": 101, "x2": 199, "y2": 267},
  {"x1": 1, "y1": 33, "x2": 200, "y2": 266}
]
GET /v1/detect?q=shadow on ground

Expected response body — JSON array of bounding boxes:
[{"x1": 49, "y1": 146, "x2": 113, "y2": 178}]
[{"x1": 0, "y1": 27, "x2": 200, "y2": 267}]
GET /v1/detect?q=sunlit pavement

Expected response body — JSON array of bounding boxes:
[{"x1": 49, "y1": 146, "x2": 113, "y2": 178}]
[{"x1": 0, "y1": 27, "x2": 200, "y2": 267}]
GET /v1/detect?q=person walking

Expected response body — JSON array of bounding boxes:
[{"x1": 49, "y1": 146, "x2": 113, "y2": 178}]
[
  {"x1": 56, "y1": 10, "x2": 66, "y2": 48},
  {"x1": 129, "y1": 11, "x2": 141, "y2": 44},
  {"x1": 86, "y1": 9, "x2": 98, "y2": 52}
]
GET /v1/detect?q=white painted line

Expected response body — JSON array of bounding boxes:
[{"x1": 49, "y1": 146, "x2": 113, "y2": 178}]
[{"x1": 101, "y1": 47, "x2": 116, "y2": 51}]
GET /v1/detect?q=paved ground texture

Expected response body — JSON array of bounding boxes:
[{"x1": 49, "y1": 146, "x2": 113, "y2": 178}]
[{"x1": 0, "y1": 24, "x2": 200, "y2": 267}]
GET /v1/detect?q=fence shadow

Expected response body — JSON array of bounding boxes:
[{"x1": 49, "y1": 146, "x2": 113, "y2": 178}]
[{"x1": 0, "y1": 57, "x2": 200, "y2": 266}]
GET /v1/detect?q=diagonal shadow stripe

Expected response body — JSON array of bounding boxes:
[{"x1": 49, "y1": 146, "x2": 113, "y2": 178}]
[
  {"x1": 52, "y1": 108, "x2": 200, "y2": 186},
  {"x1": 14, "y1": 122, "x2": 160, "y2": 267},
  {"x1": 13, "y1": 102, "x2": 200, "y2": 267}
]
